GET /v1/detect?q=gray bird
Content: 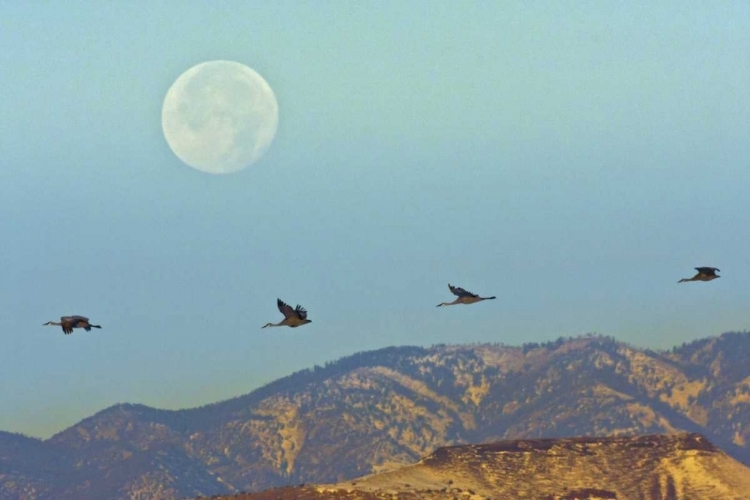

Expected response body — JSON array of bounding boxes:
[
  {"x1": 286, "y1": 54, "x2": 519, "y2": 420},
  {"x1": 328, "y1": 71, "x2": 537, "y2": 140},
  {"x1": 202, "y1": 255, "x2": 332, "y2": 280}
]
[
  {"x1": 262, "y1": 298, "x2": 312, "y2": 328},
  {"x1": 678, "y1": 267, "x2": 720, "y2": 283},
  {"x1": 437, "y1": 283, "x2": 496, "y2": 307},
  {"x1": 43, "y1": 316, "x2": 102, "y2": 335}
]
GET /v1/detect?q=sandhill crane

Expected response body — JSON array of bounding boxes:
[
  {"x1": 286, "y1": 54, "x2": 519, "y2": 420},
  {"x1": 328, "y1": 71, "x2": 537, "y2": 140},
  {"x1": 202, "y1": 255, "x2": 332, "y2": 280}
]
[
  {"x1": 43, "y1": 316, "x2": 102, "y2": 335},
  {"x1": 437, "y1": 283, "x2": 496, "y2": 307},
  {"x1": 262, "y1": 298, "x2": 312, "y2": 328},
  {"x1": 678, "y1": 267, "x2": 720, "y2": 283}
]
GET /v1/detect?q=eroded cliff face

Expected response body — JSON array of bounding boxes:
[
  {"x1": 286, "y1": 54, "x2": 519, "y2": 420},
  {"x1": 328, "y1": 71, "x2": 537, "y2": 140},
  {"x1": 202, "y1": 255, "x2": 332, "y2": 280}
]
[
  {"x1": 196, "y1": 434, "x2": 750, "y2": 500},
  {"x1": 2, "y1": 333, "x2": 750, "y2": 500}
]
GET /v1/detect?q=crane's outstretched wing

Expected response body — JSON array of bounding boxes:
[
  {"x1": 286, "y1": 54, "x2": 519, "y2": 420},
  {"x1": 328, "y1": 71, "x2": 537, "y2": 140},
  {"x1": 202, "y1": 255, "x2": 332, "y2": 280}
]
[
  {"x1": 695, "y1": 267, "x2": 719, "y2": 275},
  {"x1": 294, "y1": 305, "x2": 308, "y2": 320},
  {"x1": 277, "y1": 299, "x2": 297, "y2": 319},
  {"x1": 64, "y1": 316, "x2": 93, "y2": 330},
  {"x1": 449, "y1": 284, "x2": 478, "y2": 298},
  {"x1": 61, "y1": 315, "x2": 89, "y2": 323}
]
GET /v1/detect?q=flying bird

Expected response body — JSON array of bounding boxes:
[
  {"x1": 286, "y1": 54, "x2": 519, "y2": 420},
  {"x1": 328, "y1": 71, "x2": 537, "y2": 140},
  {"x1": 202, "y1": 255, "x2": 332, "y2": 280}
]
[
  {"x1": 262, "y1": 298, "x2": 312, "y2": 328},
  {"x1": 678, "y1": 267, "x2": 721, "y2": 283},
  {"x1": 43, "y1": 316, "x2": 102, "y2": 335},
  {"x1": 437, "y1": 283, "x2": 496, "y2": 307}
]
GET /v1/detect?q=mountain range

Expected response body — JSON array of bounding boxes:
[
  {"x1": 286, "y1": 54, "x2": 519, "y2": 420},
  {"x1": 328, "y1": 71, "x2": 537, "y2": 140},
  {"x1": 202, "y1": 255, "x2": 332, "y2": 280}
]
[{"x1": 1, "y1": 332, "x2": 749, "y2": 499}]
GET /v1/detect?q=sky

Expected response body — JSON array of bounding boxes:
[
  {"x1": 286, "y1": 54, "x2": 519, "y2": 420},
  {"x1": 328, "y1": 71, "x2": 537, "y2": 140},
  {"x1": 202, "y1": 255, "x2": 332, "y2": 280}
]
[{"x1": 1, "y1": 2, "x2": 748, "y2": 439}]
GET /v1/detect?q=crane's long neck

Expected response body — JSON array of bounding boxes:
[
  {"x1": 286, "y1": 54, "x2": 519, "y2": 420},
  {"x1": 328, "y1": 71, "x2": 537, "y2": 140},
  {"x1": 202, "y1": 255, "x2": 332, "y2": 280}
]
[
  {"x1": 44, "y1": 321, "x2": 63, "y2": 326},
  {"x1": 437, "y1": 299, "x2": 460, "y2": 307},
  {"x1": 262, "y1": 322, "x2": 282, "y2": 328},
  {"x1": 678, "y1": 278, "x2": 694, "y2": 283}
]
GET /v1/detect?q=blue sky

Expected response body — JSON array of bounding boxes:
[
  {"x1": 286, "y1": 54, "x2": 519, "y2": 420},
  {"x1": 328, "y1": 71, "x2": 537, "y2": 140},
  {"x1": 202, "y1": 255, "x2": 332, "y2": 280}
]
[{"x1": 1, "y1": 2, "x2": 748, "y2": 438}]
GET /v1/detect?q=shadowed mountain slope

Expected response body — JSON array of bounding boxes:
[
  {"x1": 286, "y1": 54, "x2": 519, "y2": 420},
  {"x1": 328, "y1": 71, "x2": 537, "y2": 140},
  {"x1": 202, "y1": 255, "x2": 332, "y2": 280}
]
[{"x1": 1, "y1": 333, "x2": 750, "y2": 499}]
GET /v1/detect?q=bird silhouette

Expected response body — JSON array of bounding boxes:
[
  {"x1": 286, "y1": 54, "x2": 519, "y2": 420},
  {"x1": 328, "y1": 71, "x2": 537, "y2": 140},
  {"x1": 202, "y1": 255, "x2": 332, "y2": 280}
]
[
  {"x1": 437, "y1": 283, "x2": 496, "y2": 307},
  {"x1": 262, "y1": 298, "x2": 312, "y2": 328},
  {"x1": 678, "y1": 267, "x2": 721, "y2": 283},
  {"x1": 43, "y1": 316, "x2": 102, "y2": 335}
]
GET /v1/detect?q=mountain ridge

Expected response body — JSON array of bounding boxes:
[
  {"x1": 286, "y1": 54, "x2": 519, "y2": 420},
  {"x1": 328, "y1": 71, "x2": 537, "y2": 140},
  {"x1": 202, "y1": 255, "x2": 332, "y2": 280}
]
[{"x1": 2, "y1": 332, "x2": 750, "y2": 499}]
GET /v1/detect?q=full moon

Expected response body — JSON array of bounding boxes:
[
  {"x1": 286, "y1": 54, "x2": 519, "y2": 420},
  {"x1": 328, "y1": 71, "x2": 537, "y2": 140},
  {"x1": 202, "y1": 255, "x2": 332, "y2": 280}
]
[{"x1": 161, "y1": 60, "x2": 279, "y2": 175}]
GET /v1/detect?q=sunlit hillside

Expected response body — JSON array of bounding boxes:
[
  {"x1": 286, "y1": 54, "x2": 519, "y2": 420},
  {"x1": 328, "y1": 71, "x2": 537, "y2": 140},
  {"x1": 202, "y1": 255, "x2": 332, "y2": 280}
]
[{"x1": 205, "y1": 434, "x2": 750, "y2": 500}]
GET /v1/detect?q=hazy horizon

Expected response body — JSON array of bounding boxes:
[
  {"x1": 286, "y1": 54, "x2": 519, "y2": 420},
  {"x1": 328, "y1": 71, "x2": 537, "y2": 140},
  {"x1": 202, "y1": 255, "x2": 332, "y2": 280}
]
[{"x1": 1, "y1": 2, "x2": 749, "y2": 439}]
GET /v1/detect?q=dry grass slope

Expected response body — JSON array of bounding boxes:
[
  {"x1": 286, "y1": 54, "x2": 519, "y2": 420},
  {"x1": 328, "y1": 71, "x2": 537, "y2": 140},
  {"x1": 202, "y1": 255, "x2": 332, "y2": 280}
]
[{"x1": 204, "y1": 434, "x2": 750, "y2": 500}]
